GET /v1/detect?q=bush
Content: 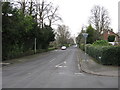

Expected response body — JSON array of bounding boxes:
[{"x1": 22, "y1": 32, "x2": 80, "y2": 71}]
[
  {"x1": 93, "y1": 40, "x2": 110, "y2": 46},
  {"x1": 86, "y1": 45, "x2": 120, "y2": 66}
]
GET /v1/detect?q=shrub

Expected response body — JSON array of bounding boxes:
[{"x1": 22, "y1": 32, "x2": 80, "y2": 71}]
[{"x1": 93, "y1": 40, "x2": 110, "y2": 46}]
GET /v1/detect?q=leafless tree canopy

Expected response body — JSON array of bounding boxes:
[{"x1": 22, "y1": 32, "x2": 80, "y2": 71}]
[
  {"x1": 89, "y1": 5, "x2": 110, "y2": 33},
  {"x1": 17, "y1": 0, "x2": 62, "y2": 28}
]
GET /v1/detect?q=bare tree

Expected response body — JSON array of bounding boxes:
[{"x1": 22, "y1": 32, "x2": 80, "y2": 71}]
[
  {"x1": 36, "y1": 0, "x2": 62, "y2": 28},
  {"x1": 89, "y1": 5, "x2": 110, "y2": 34},
  {"x1": 16, "y1": 0, "x2": 62, "y2": 28},
  {"x1": 29, "y1": 0, "x2": 33, "y2": 15},
  {"x1": 17, "y1": 0, "x2": 27, "y2": 14},
  {"x1": 27, "y1": 0, "x2": 37, "y2": 16},
  {"x1": 56, "y1": 25, "x2": 71, "y2": 45},
  {"x1": 47, "y1": 6, "x2": 62, "y2": 27},
  {"x1": 100, "y1": 7, "x2": 110, "y2": 32}
]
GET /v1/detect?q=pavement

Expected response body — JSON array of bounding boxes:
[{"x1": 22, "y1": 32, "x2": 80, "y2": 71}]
[
  {"x1": 2, "y1": 46, "x2": 118, "y2": 88},
  {"x1": 78, "y1": 49, "x2": 118, "y2": 77}
]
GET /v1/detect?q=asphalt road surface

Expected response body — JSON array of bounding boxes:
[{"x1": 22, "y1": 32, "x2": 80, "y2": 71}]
[{"x1": 2, "y1": 46, "x2": 118, "y2": 88}]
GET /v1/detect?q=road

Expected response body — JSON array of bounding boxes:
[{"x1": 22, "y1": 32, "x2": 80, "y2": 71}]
[{"x1": 2, "y1": 46, "x2": 118, "y2": 88}]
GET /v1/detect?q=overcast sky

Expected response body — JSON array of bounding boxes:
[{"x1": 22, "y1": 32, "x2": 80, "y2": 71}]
[{"x1": 47, "y1": 0, "x2": 119, "y2": 37}]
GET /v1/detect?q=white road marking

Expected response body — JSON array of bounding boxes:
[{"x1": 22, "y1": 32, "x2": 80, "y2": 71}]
[
  {"x1": 55, "y1": 65, "x2": 67, "y2": 68},
  {"x1": 55, "y1": 61, "x2": 67, "y2": 68},
  {"x1": 74, "y1": 73, "x2": 83, "y2": 75},
  {"x1": 63, "y1": 66, "x2": 67, "y2": 67},
  {"x1": 55, "y1": 62, "x2": 63, "y2": 66},
  {"x1": 74, "y1": 73, "x2": 84, "y2": 76},
  {"x1": 64, "y1": 61, "x2": 66, "y2": 64},
  {"x1": 55, "y1": 65, "x2": 58, "y2": 67},
  {"x1": 49, "y1": 58, "x2": 56, "y2": 62},
  {"x1": 55, "y1": 65, "x2": 62, "y2": 68},
  {"x1": 58, "y1": 65, "x2": 62, "y2": 67}
]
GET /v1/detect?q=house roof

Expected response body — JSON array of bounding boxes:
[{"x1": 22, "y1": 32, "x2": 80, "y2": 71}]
[{"x1": 102, "y1": 30, "x2": 120, "y2": 37}]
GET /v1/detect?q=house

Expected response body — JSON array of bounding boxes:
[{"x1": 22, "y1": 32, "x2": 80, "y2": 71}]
[{"x1": 102, "y1": 29, "x2": 120, "y2": 45}]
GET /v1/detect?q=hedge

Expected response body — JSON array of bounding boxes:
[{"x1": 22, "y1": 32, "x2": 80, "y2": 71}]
[
  {"x1": 84, "y1": 45, "x2": 120, "y2": 66},
  {"x1": 3, "y1": 48, "x2": 55, "y2": 61},
  {"x1": 92, "y1": 40, "x2": 110, "y2": 46}
]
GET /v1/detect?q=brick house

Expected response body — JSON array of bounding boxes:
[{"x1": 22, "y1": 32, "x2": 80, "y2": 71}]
[{"x1": 102, "y1": 30, "x2": 120, "y2": 44}]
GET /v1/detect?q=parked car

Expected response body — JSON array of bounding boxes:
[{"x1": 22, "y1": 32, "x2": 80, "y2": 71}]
[
  {"x1": 73, "y1": 44, "x2": 77, "y2": 47},
  {"x1": 61, "y1": 46, "x2": 67, "y2": 50}
]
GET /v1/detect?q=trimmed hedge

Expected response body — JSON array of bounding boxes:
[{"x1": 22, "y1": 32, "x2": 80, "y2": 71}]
[
  {"x1": 3, "y1": 48, "x2": 55, "y2": 61},
  {"x1": 86, "y1": 45, "x2": 120, "y2": 66}
]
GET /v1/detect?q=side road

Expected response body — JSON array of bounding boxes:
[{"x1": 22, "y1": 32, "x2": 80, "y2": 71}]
[{"x1": 78, "y1": 49, "x2": 118, "y2": 77}]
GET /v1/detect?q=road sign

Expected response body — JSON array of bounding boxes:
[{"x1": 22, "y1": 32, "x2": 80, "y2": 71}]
[
  {"x1": 82, "y1": 33, "x2": 88, "y2": 38},
  {"x1": 82, "y1": 33, "x2": 88, "y2": 61}
]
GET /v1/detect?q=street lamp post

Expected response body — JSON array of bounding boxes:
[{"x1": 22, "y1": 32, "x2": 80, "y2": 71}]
[
  {"x1": 35, "y1": 38, "x2": 36, "y2": 54},
  {"x1": 82, "y1": 33, "x2": 88, "y2": 61}
]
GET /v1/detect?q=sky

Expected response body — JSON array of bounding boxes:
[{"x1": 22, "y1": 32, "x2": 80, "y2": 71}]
[{"x1": 47, "y1": 0, "x2": 119, "y2": 37}]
